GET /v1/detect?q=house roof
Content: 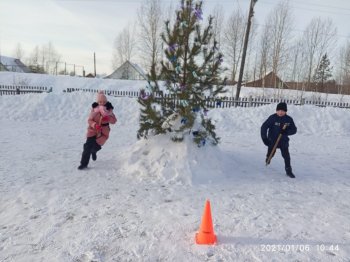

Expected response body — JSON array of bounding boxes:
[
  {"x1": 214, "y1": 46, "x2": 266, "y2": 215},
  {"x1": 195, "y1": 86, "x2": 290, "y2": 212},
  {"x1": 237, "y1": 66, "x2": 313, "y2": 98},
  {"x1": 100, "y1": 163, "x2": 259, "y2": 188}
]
[
  {"x1": 0, "y1": 55, "x2": 30, "y2": 73},
  {"x1": 85, "y1": 73, "x2": 95, "y2": 78},
  {"x1": 244, "y1": 71, "x2": 290, "y2": 89},
  {"x1": 105, "y1": 60, "x2": 147, "y2": 80},
  {"x1": 130, "y1": 62, "x2": 147, "y2": 79}
]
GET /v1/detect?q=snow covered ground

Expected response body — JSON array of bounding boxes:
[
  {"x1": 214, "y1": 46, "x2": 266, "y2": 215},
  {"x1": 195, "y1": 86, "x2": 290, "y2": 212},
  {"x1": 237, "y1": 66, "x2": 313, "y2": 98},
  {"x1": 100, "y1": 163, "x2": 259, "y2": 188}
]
[{"x1": 0, "y1": 73, "x2": 350, "y2": 261}]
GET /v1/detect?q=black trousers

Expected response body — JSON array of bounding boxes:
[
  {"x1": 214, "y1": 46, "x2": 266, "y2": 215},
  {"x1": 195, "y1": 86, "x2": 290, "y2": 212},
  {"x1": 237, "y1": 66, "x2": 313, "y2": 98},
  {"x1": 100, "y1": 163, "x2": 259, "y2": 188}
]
[
  {"x1": 80, "y1": 136, "x2": 101, "y2": 167},
  {"x1": 267, "y1": 146, "x2": 291, "y2": 169}
]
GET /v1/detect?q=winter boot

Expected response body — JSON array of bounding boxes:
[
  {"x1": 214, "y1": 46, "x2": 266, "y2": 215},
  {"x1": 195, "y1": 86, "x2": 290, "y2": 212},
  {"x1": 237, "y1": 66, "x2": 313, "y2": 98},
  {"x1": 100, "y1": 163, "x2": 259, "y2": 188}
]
[
  {"x1": 78, "y1": 165, "x2": 87, "y2": 170},
  {"x1": 91, "y1": 143, "x2": 101, "y2": 161},
  {"x1": 285, "y1": 167, "x2": 295, "y2": 178},
  {"x1": 92, "y1": 152, "x2": 97, "y2": 161}
]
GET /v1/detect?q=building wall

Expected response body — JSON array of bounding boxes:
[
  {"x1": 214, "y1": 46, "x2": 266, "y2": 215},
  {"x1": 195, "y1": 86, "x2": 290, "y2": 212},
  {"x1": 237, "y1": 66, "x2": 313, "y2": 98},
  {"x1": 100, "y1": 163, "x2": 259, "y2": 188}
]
[{"x1": 0, "y1": 64, "x2": 8, "y2": 71}]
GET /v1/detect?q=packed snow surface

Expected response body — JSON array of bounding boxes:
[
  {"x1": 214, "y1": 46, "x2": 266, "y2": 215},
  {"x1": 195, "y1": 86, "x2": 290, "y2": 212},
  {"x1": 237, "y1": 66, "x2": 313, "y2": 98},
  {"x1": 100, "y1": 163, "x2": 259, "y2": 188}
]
[{"x1": 0, "y1": 73, "x2": 350, "y2": 261}]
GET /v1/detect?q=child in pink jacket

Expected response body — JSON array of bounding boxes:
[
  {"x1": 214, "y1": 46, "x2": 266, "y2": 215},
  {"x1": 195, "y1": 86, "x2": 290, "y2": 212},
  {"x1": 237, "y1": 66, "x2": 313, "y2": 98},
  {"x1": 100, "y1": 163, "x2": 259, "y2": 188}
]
[{"x1": 78, "y1": 91, "x2": 117, "y2": 170}]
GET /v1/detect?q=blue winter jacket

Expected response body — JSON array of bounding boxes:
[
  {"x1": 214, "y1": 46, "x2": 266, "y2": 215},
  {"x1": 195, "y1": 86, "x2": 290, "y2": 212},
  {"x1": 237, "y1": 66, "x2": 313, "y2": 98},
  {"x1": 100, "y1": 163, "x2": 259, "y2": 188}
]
[{"x1": 261, "y1": 114, "x2": 297, "y2": 148}]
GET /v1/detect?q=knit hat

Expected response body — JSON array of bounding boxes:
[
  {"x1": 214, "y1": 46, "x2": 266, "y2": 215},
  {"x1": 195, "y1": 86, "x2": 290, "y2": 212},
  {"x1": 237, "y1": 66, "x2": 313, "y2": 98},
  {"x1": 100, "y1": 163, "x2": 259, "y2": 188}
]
[
  {"x1": 276, "y1": 102, "x2": 287, "y2": 112},
  {"x1": 96, "y1": 91, "x2": 107, "y2": 104}
]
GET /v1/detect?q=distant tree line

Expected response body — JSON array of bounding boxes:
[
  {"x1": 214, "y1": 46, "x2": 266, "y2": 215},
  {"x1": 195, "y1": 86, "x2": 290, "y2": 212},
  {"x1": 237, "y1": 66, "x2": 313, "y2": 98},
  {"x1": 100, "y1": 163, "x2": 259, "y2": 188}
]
[
  {"x1": 11, "y1": 42, "x2": 83, "y2": 76},
  {"x1": 8, "y1": 0, "x2": 350, "y2": 95},
  {"x1": 112, "y1": 0, "x2": 350, "y2": 95},
  {"x1": 12, "y1": 42, "x2": 62, "y2": 74}
]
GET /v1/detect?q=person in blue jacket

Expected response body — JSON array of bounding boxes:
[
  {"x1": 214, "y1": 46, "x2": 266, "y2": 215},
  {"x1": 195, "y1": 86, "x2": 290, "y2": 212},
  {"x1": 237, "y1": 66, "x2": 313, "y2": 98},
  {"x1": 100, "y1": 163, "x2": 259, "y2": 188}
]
[{"x1": 261, "y1": 102, "x2": 297, "y2": 178}]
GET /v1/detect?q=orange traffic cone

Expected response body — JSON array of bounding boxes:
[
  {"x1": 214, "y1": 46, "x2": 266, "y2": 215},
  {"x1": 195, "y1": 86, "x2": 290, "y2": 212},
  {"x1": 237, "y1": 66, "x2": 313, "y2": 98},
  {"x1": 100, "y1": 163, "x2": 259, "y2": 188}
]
[{"x1": 195, "y1": 200, "x2": 217, "y2": 245}]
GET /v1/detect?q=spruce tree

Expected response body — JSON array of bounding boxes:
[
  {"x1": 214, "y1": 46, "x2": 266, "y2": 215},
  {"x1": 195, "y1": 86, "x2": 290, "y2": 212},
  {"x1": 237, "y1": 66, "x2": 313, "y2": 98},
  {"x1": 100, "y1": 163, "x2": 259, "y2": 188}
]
[
  {"x1": 313, "y1": 53, "x2": 333, "y2": 91},
  {"x1": 137, "y1": 0, "x2": 226, "y2": 146},
  {"x1": 137, "y1": 64, "x2": 165, "y2": 139}
]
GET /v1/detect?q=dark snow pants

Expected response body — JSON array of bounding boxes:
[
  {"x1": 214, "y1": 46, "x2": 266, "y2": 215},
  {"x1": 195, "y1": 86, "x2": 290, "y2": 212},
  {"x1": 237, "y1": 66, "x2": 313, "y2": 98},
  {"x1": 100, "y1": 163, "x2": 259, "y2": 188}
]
[
  {"x1": 80, "y1": 136, "x2": 101, "y2": 167},
  {"x1": 266, "y1": 146, "x2": 291, "y2": 170}
]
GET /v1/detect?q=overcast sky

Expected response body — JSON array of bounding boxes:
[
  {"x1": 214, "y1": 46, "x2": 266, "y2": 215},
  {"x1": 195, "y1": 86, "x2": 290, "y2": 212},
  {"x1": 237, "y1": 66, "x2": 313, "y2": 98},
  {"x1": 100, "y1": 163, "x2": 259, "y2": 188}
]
[{"x1": 0, "y1": 0, "x2": 349, "y2": 75}]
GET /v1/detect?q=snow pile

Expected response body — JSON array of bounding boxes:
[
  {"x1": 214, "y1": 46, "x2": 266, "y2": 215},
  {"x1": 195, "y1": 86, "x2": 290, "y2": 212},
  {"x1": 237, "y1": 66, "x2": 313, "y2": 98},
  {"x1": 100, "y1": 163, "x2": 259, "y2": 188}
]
[
  {"x1": 0, "y1": 72, "x2": 147, "y2": 93},
  {"x1": 213, "y1": 104, "x2": 350, "y2": 136},
  {"x1": 0, "y1": 74, "x2": 350, "y2": 261},
  {"x1": 119, "y1": 135, "x2": 234, "y2": 186}
]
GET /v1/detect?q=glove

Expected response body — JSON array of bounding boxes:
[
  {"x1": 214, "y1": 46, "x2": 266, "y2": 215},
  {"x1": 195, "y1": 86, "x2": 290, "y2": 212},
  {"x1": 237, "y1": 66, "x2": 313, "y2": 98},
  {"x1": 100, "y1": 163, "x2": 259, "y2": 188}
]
[
  {"x1": 263, "y1": 138, "x2": 270, "y2": 146},
  {"x1": 280, "y1": 127, "x2": 287, "y2": 135},
  {"x1": 105, "y1": 102, "x2": 114, "y2": 110},
  {"x1": 95, "y1": 124, "x2": 101, "y2": 131},
  {"x1": 92, "y1": 102, "x2": 98, "y2": 108},
  {"x1": 102, "y1": 115, "x2": 109, "y2": 121}
]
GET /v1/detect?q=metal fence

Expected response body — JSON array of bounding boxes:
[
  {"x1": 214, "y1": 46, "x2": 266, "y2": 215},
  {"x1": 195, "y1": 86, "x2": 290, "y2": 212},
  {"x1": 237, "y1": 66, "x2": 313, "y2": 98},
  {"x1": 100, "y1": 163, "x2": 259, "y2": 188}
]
[
  {"x1": 0, "y1": 85, "x2": 51, "y2": 95},
  {"x1": 1, "y1": 85, "x2": 349, "y2": 108},
  {"x1": 65, "y1": 87, "x2": 350, "y2": 109}
]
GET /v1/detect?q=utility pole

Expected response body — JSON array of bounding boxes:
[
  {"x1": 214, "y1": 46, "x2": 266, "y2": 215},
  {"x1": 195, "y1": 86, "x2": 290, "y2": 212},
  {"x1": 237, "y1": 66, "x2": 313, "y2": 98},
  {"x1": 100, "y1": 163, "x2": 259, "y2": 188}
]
[
  {"x1": 94, "y1": 52, "x2": 96, "y2": 77},
  {"x1": 235, "y1": 0, "x2": 258, "y2": 105}
]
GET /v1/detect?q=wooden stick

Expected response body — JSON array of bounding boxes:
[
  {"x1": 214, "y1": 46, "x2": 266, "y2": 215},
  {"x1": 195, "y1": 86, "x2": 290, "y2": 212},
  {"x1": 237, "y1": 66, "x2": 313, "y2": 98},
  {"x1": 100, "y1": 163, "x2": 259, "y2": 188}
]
[{"x1": 266, "y1": 123, "x2": 288, "y2": 166}]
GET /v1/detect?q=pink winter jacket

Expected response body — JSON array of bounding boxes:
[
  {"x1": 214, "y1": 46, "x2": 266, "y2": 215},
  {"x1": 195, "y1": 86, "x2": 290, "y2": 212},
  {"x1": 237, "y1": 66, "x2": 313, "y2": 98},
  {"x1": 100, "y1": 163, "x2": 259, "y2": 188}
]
[{"x1": 86, "y1": 105, "x2": 117, "y2": 146}]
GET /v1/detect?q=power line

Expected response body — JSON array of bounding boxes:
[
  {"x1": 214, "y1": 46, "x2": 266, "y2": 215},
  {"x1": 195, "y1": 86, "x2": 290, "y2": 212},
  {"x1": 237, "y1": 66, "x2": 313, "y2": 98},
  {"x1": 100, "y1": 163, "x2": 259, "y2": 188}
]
[
  {"x1": 291, "y1": 0, "x2": 350, "y2": 12},
  {"x1": 260, "y1": 0, "x2": 350, "y2": 17},
  {"x1": 254, "y1": 23, "x2": 350, "y2": 40},
  {"x1": 53, "y1": 0, "x2": 350, "y2": 15}
]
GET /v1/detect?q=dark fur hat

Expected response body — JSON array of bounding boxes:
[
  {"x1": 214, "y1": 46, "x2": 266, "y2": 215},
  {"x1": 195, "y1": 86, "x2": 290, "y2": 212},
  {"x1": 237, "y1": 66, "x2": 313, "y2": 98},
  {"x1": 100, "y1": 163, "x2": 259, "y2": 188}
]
[{"x1": 276, "y1": 102, "x2": 287, "y2": 112}]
